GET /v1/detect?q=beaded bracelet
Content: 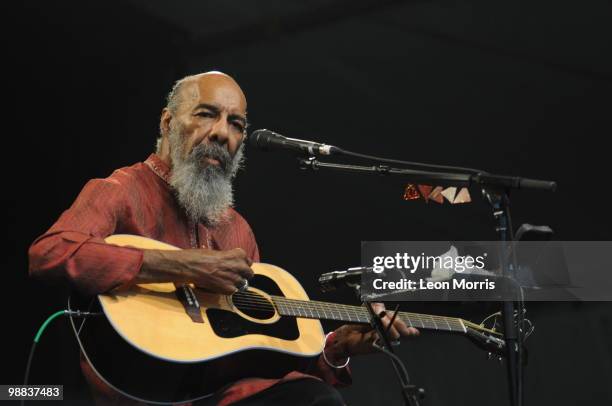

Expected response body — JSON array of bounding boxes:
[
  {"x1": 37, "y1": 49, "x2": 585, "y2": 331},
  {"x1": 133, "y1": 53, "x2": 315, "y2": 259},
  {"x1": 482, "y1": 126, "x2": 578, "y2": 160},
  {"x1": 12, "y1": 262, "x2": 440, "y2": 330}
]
[{"x1": 323, "y1": 331, "x2": 350, "y2": 369}]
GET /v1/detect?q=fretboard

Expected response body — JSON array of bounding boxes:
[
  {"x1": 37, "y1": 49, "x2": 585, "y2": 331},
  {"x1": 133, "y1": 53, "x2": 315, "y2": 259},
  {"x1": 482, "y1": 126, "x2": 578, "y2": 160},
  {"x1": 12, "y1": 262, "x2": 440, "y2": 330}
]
[{"x1": 271, "y1": 296, "x2": 466, "y2": 333}]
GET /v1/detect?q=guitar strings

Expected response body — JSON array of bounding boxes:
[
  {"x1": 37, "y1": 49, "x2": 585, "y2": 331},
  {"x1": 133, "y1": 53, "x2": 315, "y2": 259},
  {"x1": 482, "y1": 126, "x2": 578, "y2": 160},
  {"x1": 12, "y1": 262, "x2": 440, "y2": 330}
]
[
  {"x1": 233, "y1": 291, "x2": 461, "y2": 324},
  {"x1": 253, "y1": 294, "x2": 452, "y2": 325},
  {"x1": 232, "y1": 291, "x2": 461, "y2": 325},
  {"x1": 227, "y1": 291, "x2": 463, "y2": 330},
  {"x1": 233, "y1": 293, "x2": 370, "y2": 319},
  {"x1": 228, "y1": 299, "x2": 461, "y2": 330}
]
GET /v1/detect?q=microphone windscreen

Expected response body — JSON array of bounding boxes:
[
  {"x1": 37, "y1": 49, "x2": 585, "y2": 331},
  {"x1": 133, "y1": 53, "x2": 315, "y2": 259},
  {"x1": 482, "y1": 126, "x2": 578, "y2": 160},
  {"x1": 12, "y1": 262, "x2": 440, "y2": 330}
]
[{"x1": 248, "y1": 129, "x2": 276, "y2": 147}]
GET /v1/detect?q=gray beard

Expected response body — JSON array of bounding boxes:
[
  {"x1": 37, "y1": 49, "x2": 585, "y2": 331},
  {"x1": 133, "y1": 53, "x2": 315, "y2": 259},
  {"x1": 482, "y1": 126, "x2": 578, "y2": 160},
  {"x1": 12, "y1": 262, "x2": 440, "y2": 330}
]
[{"x1": 168, "y1": 125, "x2": 244, "y2": 226}]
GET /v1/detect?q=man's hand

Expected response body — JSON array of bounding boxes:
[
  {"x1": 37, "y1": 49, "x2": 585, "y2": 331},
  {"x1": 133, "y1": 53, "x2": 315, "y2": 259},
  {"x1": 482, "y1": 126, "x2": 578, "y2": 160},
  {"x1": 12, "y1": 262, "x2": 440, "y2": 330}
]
[
  {"x1": 324, "y1": 303, "x2": 419, "y2": 364},
  {"x1": 138, "y1": 248, "x2": 254, "y2": 294}
]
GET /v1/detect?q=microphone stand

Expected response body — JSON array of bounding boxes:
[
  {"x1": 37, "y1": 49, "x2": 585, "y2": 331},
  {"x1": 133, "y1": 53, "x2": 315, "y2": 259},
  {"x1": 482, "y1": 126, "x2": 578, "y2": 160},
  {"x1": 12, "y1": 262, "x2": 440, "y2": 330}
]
[
  {"x1": 482, "y1": 189, "x2": 525, "y2": 406},
  {"x1": 299, "y1": 156, "x2": 554, "y2": 406},
  {"x1": 342, "y1": 277, "x2": 425, "y2": 406},
  {"x1": 298, "y1": 157, "x2": 556, "y2": 191},
  {"x1": 363, "y1": 299, "x2": 425, "y2": 406}
]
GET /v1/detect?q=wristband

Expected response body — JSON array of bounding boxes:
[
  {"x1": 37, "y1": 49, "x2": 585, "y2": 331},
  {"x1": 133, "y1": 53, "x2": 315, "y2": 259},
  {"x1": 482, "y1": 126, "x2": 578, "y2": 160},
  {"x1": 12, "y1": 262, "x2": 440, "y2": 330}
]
[{"x1": 323, "y1": 331, "x2": 350, "y2": 369}]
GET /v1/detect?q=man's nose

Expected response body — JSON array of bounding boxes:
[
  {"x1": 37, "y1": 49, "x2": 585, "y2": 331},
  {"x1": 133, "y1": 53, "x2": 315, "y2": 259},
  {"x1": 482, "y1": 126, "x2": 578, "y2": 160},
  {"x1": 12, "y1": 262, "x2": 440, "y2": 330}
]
[{"x1": 208, "y1": 115, "x2": 230, "y2": 145}]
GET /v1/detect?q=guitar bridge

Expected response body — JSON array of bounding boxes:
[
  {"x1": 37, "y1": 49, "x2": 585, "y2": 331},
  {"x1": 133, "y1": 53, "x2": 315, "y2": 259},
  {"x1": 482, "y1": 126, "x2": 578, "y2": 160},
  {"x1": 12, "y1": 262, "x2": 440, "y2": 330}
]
[{"x1": 175, "y1": 284, "x2": 204, "y2": 323}]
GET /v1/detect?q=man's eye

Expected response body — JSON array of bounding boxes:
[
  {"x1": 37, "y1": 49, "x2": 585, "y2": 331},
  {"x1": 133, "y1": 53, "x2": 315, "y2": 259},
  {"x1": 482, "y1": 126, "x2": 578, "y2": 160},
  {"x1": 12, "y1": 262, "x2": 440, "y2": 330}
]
[
  {"x1": 196, "y1": 111, "x2": 214, "y2": 118},
  {"x1": 232, "y1": 122, "x2": 245, "y2": 132}
]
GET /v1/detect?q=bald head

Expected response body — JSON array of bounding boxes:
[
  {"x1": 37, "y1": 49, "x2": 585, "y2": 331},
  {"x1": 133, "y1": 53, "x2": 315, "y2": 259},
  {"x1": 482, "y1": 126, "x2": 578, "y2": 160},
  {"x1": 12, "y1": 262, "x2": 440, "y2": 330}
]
[{"x1": 166, "y1": 71, "x2": 246, "y2": 115}]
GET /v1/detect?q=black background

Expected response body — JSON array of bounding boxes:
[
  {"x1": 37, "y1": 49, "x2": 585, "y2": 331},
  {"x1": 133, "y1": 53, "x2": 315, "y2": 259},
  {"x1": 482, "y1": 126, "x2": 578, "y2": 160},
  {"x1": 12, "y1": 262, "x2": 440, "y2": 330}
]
[{"x1": 3, "y1": 1, "x2": 612, "y2": 405}]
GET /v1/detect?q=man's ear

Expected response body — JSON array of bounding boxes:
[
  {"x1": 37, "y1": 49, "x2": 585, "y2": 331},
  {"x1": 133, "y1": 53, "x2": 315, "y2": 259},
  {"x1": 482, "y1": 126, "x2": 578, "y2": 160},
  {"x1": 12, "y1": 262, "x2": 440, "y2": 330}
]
[{"x1": 159, "y1": 108, "x2": 173, "y2": 136}]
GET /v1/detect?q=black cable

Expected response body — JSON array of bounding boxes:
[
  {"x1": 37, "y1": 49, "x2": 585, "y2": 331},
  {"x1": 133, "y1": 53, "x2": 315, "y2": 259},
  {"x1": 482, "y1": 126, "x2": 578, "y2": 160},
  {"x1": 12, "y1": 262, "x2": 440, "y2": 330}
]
[
  {"x1": 21, "y1": 342, "x2": 38, "y2": 406},
  {"x1": 23, "y1": 342, "x2": 36, "y2": 387},
  {"x1": 22, "y1": 309, "x2": 101, "y2": 406},
  {"x1": 373, "y1": 342, "x2": 411, "y2": 385}
]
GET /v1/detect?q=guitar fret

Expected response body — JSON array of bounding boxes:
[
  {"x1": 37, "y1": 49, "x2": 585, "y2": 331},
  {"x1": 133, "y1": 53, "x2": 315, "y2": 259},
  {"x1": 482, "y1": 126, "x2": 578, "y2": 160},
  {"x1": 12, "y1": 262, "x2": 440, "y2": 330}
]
[
  {"x1": 272, "y1": 297, "x2": 464, "y2": 334},
  {"x1": 400, "y1": 313, "x2": 413, "y2": 328},
  {"x1": 443, "y1": 317, "x2": 452, "y2": 331},
  {"x1": 430, "y1": 315, "x2": 438, "y2": 330}
]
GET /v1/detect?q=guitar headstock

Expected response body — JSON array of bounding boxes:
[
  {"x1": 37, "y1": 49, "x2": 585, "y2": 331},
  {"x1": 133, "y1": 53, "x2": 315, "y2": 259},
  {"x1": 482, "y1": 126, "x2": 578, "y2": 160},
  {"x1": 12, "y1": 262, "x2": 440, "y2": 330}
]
[{"x1": 462, "y1": 319, "x2": 506, "y2": 356}]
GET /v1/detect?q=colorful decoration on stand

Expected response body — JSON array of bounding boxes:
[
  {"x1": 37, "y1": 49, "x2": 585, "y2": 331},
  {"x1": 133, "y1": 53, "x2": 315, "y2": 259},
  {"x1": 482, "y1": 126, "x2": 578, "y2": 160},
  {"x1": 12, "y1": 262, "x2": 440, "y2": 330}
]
[
  {"x1": 402, "y1": 184, "x2": 420, "y2": 200},
  {"x1": 402, "y1": 184, "x2": 471, "y2": 205},
  {"x1": 417, "y1": 185, "x2": 433, "y2": 202},
  {"x1": 441, "y1": 187, "x2": 457, "y2": 203},
  {"x1": 453, "y1": 187, "x2": 472, "y2": 204},
  {"x1": 428, "y1": 186, "x2": 444, "y2": 204}
]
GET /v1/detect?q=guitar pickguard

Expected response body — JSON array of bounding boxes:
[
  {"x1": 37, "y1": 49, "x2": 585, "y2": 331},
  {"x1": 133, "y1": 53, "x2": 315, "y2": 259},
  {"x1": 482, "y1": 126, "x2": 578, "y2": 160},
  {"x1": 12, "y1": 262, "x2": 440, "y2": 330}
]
[{"x1": 207, "y1": 274, "x2": 300, "y2": 340}]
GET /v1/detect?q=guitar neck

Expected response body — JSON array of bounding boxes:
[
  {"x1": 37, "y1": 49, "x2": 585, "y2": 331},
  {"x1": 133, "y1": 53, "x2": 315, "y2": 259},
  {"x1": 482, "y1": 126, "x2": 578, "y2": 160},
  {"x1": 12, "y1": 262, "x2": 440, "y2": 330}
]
[{"x1": 271, "y1": 296, "x2": 467, "y2": 333}]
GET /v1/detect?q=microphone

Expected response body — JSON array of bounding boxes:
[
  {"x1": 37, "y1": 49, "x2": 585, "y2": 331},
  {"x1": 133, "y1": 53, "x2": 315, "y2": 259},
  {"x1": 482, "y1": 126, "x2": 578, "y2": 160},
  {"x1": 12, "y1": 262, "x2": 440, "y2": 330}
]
[
  {"x1": 248, "y1": 129, "x2": 340, "y2": 156},
  {"x1": 318, "y1": 267, "x2": 377, "y2": 292}
]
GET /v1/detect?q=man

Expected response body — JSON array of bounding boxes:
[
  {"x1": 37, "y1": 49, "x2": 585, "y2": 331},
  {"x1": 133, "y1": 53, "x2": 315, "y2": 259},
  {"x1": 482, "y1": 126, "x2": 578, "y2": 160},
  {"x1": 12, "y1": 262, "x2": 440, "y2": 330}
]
[{"x1": 29, "y1": 71, "x2": 419, "y2": 405}]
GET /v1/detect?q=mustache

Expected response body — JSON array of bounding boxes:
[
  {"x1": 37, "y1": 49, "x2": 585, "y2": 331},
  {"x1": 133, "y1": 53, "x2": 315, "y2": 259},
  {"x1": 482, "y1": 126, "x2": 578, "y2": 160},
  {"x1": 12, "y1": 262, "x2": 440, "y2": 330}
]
[{"x1": 191, "y1": 142, "x2": 232, "y2": 172}]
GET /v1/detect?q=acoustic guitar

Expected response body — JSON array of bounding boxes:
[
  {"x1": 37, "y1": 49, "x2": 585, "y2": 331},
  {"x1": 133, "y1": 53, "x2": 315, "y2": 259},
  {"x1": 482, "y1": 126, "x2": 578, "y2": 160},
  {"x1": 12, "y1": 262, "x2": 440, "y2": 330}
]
[{"x1": 71, "y1": 234, "x2": 504, "y2": 404}]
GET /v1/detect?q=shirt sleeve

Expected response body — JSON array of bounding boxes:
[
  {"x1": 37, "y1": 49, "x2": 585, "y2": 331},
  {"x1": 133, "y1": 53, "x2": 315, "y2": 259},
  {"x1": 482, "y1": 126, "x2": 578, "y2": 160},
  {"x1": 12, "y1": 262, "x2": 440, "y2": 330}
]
[{"x1": 28, "y1": 177, "x2": 144, "y2": 295}]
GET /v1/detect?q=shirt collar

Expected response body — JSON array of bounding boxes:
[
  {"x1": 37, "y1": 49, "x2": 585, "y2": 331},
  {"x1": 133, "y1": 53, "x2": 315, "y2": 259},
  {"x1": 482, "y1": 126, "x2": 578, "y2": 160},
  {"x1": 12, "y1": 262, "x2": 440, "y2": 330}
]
[{"x1": 144, "y1": 153, "x2": 171, "y2": 184}]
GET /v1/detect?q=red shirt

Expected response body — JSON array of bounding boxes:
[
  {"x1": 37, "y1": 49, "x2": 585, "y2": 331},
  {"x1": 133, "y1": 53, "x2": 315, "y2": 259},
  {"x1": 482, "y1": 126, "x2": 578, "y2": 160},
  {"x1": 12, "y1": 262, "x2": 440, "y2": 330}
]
[{"x1": 29, "y1": 154, "x2": 350, "y2": 405}]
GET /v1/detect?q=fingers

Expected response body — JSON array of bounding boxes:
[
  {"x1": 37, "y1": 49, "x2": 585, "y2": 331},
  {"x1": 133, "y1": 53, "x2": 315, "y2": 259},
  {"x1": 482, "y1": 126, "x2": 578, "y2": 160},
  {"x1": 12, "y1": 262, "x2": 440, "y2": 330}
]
[
  {"x1": 220, "y1": 270, "x2": 243, "y2": 285},
  {"x1": 208, "y1": 278, "x2": 241, "y2": 295},
  {"x1": 184, "y1": 248, "x2": 254, "y2": 295},
  {"x1": 230, "y1": 248, "x2": 253, "y2": 267},
  {"x1": 407, "y1": 327, "x2": 420, "y2": 336},
  {"x1": 230, "y1": 263, "x2": 254, "y2": 279},
  {"x1": 222, "y1": 278, "x2": 248, "y2": 295},
  {"x1": 215, "y1": 270, "x2": 247, "y2": 293},
  {"x1": 391, "y1": 318, "x2": 420, "y2": 337},
  {"x1": 371, "y1": 302, "x2": 386, "y2": 314},
  {"x1": 379, "y1": 309, "x2": 420, "y2": 338},
  {"x1": 224, "y1": 248, "x2": 254, "y2": 279}
]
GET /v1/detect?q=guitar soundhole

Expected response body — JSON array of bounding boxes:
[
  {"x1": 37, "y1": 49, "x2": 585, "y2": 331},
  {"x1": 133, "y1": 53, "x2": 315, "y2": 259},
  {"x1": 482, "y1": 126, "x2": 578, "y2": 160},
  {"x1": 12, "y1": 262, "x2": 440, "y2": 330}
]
[
  {"x1": 207, "y1": 274, "x2": 299, "y2": 340},
  {"x1": 232, "y1": 291, "x2": 275, "y2": 320}
]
